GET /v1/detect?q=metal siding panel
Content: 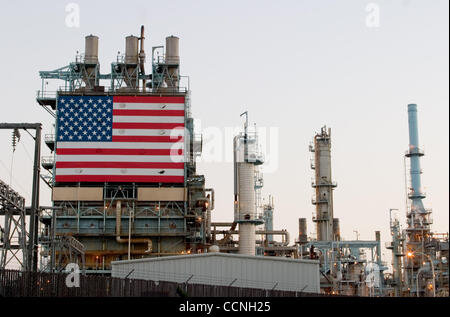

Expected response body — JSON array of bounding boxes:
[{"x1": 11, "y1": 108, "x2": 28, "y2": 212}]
[
  {"x1": 111, "y1": 255, "x2": 319, "y2": 293},
  {"x1": 137, "y1": 187, "x2": 186, "y2": 201}
]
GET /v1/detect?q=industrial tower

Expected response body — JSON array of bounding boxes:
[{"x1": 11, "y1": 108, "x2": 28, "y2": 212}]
[
  {"x1": 302, "y1": 125, "x2": 385, "y2": 296},
  {"x1": 404, "y1": 104, "x2": 434, "y2": 294},
  {"x1": 36, "y1": 27, "x2": 212, "y2": 273},
  {"x1": 310, "y1": 126, "x2": 338, "y2": 241},
  {"x1": 233, "y1": 112, "x2": 264, "y2": 255}
]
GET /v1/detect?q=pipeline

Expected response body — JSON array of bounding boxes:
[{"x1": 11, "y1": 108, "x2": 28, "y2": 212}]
[
  {"x1": 218, "y1": 222, "x2": 237, "y2": 244},
  {"x1": 213, "y1": 228, "x2": 290, "y2": 246},
  {"x1": 116, "y1": 200, "x2": 152, "y2": 252},
  {"x1": 205, "y1": 188, "x2": 215, "y2": 240},
  {"x1": 139, "y1": 26, "x2": 146, "y2": 90},
  {"x1": 139, "y1": 25, "x2": 146, "y2": 92},
  {"x1": 258, "y1": 230, "x2": 290, "y2": 246}
]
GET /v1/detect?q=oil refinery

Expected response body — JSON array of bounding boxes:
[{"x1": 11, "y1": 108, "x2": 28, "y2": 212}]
[{"x1": 0, "y1": 24, "x2": 448, "y2": 298}]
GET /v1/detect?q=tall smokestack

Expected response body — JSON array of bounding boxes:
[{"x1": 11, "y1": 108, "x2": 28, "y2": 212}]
[
  {"x1": 298, "y1": 218, "x2": 307, "y2": 244},
  {"x1": 406, "y1": 104, "x2": 426, "y2": 211},
  {"x1": 405, "y1": 104, "x2": 432, "y2": 291}
]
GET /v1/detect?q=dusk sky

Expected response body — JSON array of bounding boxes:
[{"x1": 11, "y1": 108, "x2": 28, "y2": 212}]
[{"x1": 0, "y1": 0, "x2": 448, "y2": 269}]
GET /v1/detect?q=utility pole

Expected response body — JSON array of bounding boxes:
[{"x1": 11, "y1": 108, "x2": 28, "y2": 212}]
[{"x1": 0, "y1": 123, "x2": 42, "y2": 272}]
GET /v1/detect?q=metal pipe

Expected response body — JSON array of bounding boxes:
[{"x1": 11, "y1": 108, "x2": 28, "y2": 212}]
[
  {"x1": 416, "y1": 267, "x2": 426, "y2": 297},
  {"x1": 139, "y1": 25, "x2": 146, "y2": 91},
  {"x1": 218, "y1": 222, "x2": 237, "y2": 244},
  {"x1": 205, "y1": 188, "x2": 214, "y2": 240},
  {"x1": 213, "y1": 229, "x2": 290, "y2": 246},
  {"x1": 414, "y1": 252, "x2": 435, "y2": 297},
  {"x1": 211, "y1": 222, "x2": 233, "y2": 227},
  {"x1": 205, "y1": 188, "x2": 215, "y2": 210},
  {"x1": 115, "y1": 200, "x2": 152, "y2": 254},
  {"x1": 31, "y1": 126, "x2": 41, "y2": 272}
]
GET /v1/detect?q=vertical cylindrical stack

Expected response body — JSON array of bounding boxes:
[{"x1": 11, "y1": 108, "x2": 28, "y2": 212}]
[
  {"x1": 125, "y1": 36, "x2": 139, "y2": 64},
  {"x1": 234, "y1": 116, "x2": 264, "y2": 256},
  {"x1": 237, "y1": 161, "x2": 256, "y2": 255},
  {"x1": 83, "y1": 35, "x2": 99, "y2": 88},
  {"x1": 263, "y1": 198, "x2": 274, "y2": 243},
  {"x1": 312, "y1": 126, "x2": 336, "y2": 241},
  {"x1": 333, "y1": 218, "x2": 340, "y2": 241},
  {"x1": 405, "y1": 104, "x2": 432, "y2": 295},
  {"x1": 298, "y1": 218, "x2": 307, "y2": 243},
  {"x1": 239, "y1": 223, "x2": 256, "y2": 255},
  {"x1": 165, "y1": 36, "x2": 180, "y2": 64},
  {"x1": 124, "y1": 35, "x2": 139, "y2": 88},
  {"x1": 84, "y1": 35, "x2": 99, "y2": 64},
  {"x1": 165, "y1": 36, "x2": 180, "y2": 89},
  {"x1": 406, "y1": 104, "x2": 426, "y2": 211},
  {"x1": 238, "y1": 162, "x2": 256, "y2": 220}
]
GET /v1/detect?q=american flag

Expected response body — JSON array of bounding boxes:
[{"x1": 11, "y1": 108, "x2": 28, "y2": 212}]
[{"x1": 55, "y1": 95, "x2": 185, "y2": 183}]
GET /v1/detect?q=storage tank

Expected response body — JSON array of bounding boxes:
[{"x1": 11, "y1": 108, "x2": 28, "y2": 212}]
[
  {"x1": 84, "y1": 35, "x2": 99, "y2": 64},
  {"x1": 125, "y1": 35, "x2": 139, "y2": 64},
  {"x1": 165, "y1": 36, "x2": 180, "y2": 65}
]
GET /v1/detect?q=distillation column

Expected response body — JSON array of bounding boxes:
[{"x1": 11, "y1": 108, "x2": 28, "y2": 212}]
[
  {"x1": 234, "y1": 113, "x2": 264, "y2": 255},
  {"x1": 311, "y1": 126, "x2": 337, "y2": 241}
]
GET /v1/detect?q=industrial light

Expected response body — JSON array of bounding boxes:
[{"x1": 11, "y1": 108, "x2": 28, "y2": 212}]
[{"x1": 407, "y1": 251, "x2": 414, "y2": 258}]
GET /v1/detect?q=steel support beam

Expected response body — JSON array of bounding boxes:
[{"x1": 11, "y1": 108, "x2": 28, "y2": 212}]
[{"x1": 0, "y1": 123, "x2": 42, "y2": 272}]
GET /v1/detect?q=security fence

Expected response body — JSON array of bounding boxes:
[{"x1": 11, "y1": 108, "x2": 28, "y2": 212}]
[{"x1": 0, "y1": 269, "x2": 333, "y2": 297}]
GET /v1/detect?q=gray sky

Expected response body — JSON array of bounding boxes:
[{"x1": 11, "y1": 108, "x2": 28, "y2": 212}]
[{"x1": 0, "y1": 0, "x2": 448, "y2": 268}]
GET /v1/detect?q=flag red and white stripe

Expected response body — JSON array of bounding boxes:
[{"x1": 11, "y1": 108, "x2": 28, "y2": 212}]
[{"x1": 55, "y1": 95, "x2": 186, "y2": 183}]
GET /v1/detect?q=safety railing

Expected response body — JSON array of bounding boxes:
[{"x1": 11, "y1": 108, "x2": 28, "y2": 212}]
[
  {"x1": 37, "y1": 85, "x2": 190, "y2": 98},
  {"x1": 405, "y1": 147, "x2": 425, "y2": 156}
]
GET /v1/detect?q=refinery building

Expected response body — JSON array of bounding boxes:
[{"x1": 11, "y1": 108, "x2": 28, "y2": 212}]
[{"x1": 0, "y1": 25, "x2": 447, "y2": 297}]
